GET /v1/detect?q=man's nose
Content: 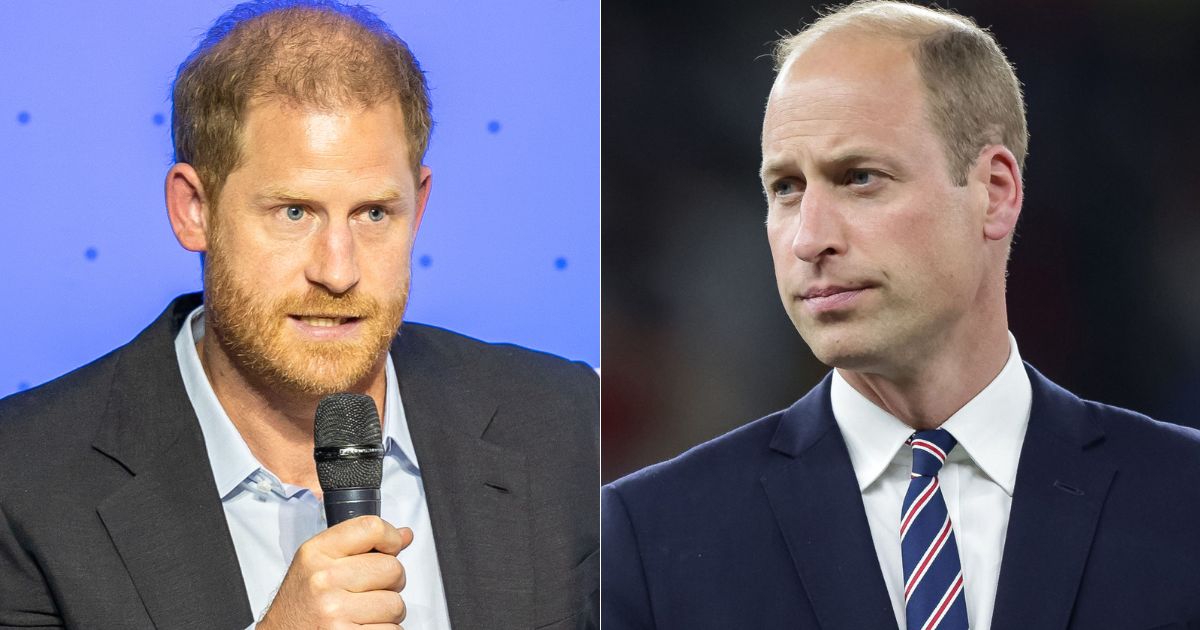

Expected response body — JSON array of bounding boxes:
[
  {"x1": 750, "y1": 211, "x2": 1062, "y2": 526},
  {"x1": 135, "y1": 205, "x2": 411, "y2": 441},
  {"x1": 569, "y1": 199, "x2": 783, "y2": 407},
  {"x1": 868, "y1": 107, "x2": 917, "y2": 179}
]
[
  {"x1": 790, "y1": 185, "x2": 846, "y2": 263},
  {"x1": 305, "y1": 218, "x2": 360, "y2": 295}
]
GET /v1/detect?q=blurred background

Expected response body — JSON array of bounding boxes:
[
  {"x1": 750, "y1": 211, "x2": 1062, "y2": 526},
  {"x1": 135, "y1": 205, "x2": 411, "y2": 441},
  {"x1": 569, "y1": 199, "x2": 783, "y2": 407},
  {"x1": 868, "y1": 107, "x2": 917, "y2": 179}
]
[
  {"x1": 0, "y1": 0, "x2": 599, "y2": 397},
  {"x1": 603, "y1": 0, "x2": 1200, "y2": 481}
]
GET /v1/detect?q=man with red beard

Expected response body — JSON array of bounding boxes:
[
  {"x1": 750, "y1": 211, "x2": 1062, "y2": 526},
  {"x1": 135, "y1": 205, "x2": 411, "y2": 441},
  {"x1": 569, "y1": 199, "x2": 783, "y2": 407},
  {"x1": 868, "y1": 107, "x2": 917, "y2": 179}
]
[{"x1": 0, "y1": 2, "x2": 597, "y2": 629}]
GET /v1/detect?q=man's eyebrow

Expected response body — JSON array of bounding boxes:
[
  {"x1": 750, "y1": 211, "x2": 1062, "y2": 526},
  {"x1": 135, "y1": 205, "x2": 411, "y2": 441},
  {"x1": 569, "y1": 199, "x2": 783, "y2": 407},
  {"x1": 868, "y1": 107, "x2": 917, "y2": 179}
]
[
  {"x1": 761, "y1": 149, "x2": 897, "y2": 180},
  {"x1": 823, "y1": 150, "x2": 888, "y2": 169},
  {"x1": 256, "y1": 188, "x2": 313, "y2": 202},
  {"x1": 759, "y1": 159, "x2": 794, "y2": 182},
  {"x1": 355, "y1": 190, "x2": 405, "y2": 204},
  {"x1": 255, "y1": 188, "x2": 406, "y2": 203}
]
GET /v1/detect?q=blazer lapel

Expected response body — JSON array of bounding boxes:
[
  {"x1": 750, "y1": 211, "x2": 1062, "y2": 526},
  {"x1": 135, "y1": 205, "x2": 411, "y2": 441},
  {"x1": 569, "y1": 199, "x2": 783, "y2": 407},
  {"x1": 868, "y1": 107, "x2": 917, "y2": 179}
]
[
  {"x1": 391, "y1": 327, "x2": 533, "y2": 629},
  {"x1": 92, "y1": 295, "x2": 252, "y2": 629},
  {"x1": 991, "y1": 365, "x2": 1115, "y2": 630},
  {"x1": 760, "y1": 376, "x2": 899, "y2": 630}
]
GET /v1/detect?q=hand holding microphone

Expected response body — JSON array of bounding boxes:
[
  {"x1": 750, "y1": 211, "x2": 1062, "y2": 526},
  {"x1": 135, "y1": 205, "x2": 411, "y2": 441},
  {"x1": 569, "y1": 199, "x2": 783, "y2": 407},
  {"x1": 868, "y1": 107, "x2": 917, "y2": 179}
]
[
  {"x1": 258, "y1": 516, "x2": 411, "y2": 628},
  {"x1": 259, "y1": 393, "x2": 409, "y2": 628}
]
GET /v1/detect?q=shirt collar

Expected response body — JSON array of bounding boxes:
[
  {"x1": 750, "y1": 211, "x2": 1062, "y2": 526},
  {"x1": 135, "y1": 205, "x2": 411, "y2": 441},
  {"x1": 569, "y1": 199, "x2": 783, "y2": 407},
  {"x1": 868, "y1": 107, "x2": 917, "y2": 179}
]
[
  {"x1": 174, "y1": 306, "x2": 261, "y2": 499},
  {"x1": 831, "y1": 333, "x2": 1031, "y2": 496},
  {"x1": 174, "y1": 306, "x2": 421, "y2": 500},
  {"x1": 382, "y1": 351, "x2": 421, "y2": 472}
]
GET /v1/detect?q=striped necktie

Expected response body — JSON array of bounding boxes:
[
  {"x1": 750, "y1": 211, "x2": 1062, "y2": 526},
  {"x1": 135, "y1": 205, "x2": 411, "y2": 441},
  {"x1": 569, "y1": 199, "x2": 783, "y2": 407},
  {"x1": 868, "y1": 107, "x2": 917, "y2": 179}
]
[{"x1": 901, "y1": 429, "x2": 968, "y2": 630}]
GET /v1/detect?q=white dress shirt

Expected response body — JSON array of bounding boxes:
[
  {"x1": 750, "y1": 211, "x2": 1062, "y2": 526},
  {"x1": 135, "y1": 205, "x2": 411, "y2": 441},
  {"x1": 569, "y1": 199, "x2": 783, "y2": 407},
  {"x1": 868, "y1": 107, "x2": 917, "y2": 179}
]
[
  {"x1": 174, "y1": 306, "x2": 452, "y2": 629},
  {"x1": 830, "y1": 333, "x2": 1031, "y2": 630}
]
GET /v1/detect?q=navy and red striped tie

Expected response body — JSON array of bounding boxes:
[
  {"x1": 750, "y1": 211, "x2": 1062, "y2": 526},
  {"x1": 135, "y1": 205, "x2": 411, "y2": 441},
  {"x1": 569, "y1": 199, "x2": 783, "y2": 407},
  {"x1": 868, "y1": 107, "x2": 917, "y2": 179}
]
[{"x1": 901, "y1": 429, "x2": 968, "y2": 630}]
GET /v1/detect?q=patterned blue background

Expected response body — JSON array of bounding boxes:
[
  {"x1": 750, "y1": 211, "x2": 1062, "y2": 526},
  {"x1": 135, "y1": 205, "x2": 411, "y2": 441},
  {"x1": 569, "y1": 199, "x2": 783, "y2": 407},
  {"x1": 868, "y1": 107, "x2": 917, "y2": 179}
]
[{"x1": 0, "y1": 1, "x2": 599, "y2": 396}]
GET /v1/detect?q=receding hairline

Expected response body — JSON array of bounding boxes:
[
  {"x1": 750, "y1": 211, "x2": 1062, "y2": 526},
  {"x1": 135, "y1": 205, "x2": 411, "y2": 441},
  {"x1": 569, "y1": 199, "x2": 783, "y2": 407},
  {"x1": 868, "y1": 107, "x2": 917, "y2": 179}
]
[
  {"x1": 213, "y1": 7, "x2": 414, "y2": 118},
  {"x1": 768, "y1": 1, "x2": 1029, "y2": 183},
  {"x1": 773, "y1": 2, "x2": 978, "y2": 71},
  {"x1": 172, "y1": 0, "x2": 433, "y2": 207}
]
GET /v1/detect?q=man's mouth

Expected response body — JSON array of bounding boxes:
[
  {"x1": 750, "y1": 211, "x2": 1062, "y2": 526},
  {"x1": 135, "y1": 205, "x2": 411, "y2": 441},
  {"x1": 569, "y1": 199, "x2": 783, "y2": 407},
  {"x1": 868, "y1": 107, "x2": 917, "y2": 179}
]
[
  {"x1": 800, "y1": 285, "x2": 870, "y2": 299},
  {"x1": 798, "y1": 285, "x2": 873, "y2": 313},
  {"x1": 290, "y1": 315, "x2": 363, "y2": 327}
]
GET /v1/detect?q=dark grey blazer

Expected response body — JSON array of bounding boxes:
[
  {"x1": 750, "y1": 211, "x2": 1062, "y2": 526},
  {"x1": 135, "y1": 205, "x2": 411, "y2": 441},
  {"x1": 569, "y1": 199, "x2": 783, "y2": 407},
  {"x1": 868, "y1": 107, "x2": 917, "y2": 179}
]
[{"x1": 0, "y1": 293, "x2": 598, "y2": 629}]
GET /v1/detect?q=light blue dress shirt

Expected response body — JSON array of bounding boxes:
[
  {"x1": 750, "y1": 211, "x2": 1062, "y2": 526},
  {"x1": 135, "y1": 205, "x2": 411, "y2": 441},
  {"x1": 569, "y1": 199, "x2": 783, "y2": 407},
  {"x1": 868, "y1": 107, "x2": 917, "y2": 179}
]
[{"x1": 174, "y1": 306, "x2": 452, "y2": 628}]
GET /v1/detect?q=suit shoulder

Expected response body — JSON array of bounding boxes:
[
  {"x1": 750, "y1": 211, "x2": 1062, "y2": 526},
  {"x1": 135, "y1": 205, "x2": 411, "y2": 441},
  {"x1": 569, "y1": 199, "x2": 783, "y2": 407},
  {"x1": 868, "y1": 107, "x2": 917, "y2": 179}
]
[
  {"x1": 1081, "y1": 398, "x2": 1200, "y2": 462},
  {"x1": 609, "y1": 409, "x2": 785, "y2": 500},
  {"x1": 0, "y1": 347, "x2": 122, "y2": 444},
  {"x1": 0, "y1": 348, "x2": 126, "y2": 497},
  {"x1": 399, "y1": 322, "x2": 597, "y2": 391}
]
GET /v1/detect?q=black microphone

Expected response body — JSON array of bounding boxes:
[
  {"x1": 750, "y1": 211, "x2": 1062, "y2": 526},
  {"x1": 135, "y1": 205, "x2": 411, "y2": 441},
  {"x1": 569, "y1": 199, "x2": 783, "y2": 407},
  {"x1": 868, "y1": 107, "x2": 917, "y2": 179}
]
[{"x1": 314, "y1": 393, "x2": 385, "y2": 526}]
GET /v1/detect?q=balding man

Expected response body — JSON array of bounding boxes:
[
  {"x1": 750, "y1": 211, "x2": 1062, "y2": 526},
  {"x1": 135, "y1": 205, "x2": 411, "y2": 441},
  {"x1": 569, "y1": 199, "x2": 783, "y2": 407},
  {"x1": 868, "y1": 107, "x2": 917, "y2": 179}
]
[
  {"x1": 0, "y1": 2, "x2": 597, "y2": 628},
  {"x1": 602, "y1": 2, "x2": 1200, "y2": 629}
]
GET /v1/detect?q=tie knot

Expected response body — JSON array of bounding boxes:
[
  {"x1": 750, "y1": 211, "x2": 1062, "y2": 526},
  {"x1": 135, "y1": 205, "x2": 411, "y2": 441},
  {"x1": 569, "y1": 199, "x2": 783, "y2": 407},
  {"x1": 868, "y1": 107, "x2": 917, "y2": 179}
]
[{"x1": 908, "y1": 429, "x2": 956, "y2": 477}]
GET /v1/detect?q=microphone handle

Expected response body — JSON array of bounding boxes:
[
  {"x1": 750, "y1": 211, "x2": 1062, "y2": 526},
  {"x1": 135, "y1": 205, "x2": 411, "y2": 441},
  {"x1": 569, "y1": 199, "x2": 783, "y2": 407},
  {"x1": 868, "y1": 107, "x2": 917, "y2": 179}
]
[{"x1": 324, "y1": 487, "x2": 381, "y2": 526}]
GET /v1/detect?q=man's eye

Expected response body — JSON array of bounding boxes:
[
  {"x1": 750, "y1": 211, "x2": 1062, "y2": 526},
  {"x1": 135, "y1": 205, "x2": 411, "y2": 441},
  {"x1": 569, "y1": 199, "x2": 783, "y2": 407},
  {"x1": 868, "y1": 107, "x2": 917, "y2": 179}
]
[
  {"x1": 846, "y1": 170, "x2": 874, "y2": 186},
  {"x1": 367, "y1": 206, "x2": 386, "y2": 222},
  {"x1": 284, "y1": 205, "x2": 305, "y2": 221},
  {"x1": 772, "y1": 179, "x2": 800, "y2": 196}
]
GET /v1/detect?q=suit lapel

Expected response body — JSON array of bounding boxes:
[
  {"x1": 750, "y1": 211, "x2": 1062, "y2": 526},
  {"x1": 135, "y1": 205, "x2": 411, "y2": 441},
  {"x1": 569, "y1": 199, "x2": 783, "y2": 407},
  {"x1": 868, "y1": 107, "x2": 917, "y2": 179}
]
[
  {"x1": 760, "y1": 376, "x2": 899, "y2": 630},
  {"x1": 391, "y1": 327, "x2": 533, "y2": 629},
  {"x1": 92, "y1": 295, "x2": 252, "y2": 629},
  {"x1": 991, "y1": 365, "x2": 1114, "y2": 630}
]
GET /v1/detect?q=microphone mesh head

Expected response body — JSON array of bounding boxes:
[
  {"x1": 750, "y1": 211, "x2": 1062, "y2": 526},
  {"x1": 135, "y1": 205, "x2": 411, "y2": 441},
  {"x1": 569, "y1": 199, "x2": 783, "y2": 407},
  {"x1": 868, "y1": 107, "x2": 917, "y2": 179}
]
[{"x1": 314, "y1": 393, "x2": 384, "y2": 491}]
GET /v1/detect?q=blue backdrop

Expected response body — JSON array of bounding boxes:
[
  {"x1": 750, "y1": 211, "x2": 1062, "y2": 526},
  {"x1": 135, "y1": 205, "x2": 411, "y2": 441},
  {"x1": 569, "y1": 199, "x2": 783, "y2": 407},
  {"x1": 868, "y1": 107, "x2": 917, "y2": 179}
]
[{"x1": 0, "y1": 1, "x2": 599, "y2": 396}]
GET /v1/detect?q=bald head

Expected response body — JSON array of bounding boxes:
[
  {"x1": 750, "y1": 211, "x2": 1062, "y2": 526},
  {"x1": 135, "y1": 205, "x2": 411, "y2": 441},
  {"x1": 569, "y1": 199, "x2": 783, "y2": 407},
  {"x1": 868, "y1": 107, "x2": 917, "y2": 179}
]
[
  {"x1": 772, "y1": 0, "x2": 1026, "y2": 185},
  {"x1": 764, "y1": 30, "x2": 933, "y2": 188},
  {"x1": 774, "y1": 0, "x2": 967, "y2": 64}
]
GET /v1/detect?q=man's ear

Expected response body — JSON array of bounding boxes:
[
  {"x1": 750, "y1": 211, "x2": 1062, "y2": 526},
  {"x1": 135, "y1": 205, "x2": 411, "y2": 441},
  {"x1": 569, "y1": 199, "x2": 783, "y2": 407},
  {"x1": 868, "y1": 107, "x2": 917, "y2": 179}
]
[
  {"x1": 166, "y1": 163, "x2": 210, "y2": 252},
  {"x1": 411, "y1": 165, "x2": 432, "y2": 234},
  {"x1": 976, "y1": 145, "x2": 1023, "y2": 242}
]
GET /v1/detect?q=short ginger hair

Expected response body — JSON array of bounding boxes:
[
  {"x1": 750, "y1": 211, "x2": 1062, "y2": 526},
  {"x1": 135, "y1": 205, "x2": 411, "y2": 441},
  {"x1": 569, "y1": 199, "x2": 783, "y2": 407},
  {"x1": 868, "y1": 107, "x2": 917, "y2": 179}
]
[
  {"x1": 774, "y1": 0, "x2": 1027, "y2": 185},
  {"x1": 171, "y1": 0, "x2": 432, "y2": 205}
]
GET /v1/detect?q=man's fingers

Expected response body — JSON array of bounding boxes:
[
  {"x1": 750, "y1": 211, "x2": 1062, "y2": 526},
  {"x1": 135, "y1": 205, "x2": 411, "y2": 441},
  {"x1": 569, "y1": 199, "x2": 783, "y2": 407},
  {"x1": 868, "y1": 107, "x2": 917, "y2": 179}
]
[
  {"x1": 368, "y1": 524, "x2": 411, "y2": 556},
  {"x1": 331, "y1": 552, "x2": 405, "y2": 593},
  {"x1": 345, "y1": 590, "x2": 407, "y2": 624},
  {"x1": 310, "y1": 516, "x2": 403, "y2": 558},
  {"x1": 369, "y1": 525, "x2": 412, "y2": 554}
]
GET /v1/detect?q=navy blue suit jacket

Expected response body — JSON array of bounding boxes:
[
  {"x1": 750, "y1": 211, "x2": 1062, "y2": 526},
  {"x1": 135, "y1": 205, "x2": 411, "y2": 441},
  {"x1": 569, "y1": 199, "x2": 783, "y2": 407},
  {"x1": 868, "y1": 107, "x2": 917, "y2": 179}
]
[{"x1": 603, "y1": 365, "x2": 1200, "y2": 629}]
